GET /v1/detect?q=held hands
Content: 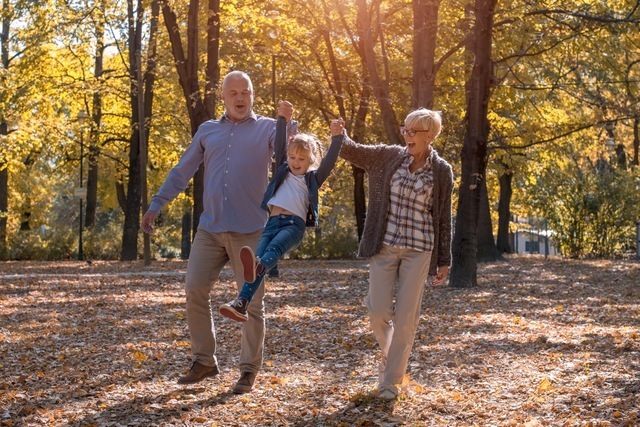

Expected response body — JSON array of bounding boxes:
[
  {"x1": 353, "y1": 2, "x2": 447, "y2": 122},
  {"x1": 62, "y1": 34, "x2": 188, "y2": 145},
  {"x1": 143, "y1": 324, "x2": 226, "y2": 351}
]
[
  {"x1": 431, "y1": 266, "x2": 449, "y2": 286},
  {"x1": 330, "y1": 118, "x2": 345, "y2": 136},
  {"x1": 141, "y1": 210, "x2": 158, "y2": 235},
  {"x1": 277, "y1": 100, "x2": 294, "y2": 123}
]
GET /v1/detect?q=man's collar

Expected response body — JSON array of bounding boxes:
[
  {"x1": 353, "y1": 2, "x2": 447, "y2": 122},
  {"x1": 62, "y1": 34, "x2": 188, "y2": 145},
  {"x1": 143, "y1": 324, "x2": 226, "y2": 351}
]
[{"x1": 220, "y1": 111, "x2": 257, "y2": 123}]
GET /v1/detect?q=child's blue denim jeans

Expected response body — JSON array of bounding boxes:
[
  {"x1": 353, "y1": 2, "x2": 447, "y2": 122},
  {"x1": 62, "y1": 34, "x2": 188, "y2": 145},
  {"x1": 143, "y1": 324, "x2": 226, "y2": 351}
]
[{"x1": 239, "y1": 214, "x2": 306, "y2": 301}]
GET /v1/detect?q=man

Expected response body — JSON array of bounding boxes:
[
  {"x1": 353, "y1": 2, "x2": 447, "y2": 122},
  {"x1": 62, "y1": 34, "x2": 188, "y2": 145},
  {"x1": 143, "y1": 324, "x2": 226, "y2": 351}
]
[{"x1": 142, "y1": 71, "x2": 296, "y2": 394}]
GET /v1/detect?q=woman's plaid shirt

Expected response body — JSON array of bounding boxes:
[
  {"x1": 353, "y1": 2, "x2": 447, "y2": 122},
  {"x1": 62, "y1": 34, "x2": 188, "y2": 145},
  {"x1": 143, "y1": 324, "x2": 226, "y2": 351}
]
[{"x1": 383, "y1": 152, "x2": 435, "y2": 252}]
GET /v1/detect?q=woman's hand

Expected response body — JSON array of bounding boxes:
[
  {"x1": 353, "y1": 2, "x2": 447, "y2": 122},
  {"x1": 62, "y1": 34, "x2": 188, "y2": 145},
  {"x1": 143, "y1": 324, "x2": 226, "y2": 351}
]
[
  {"x1": 431, "y1": 266, "x2": 449, "y2": 286},
  {"x1": 330, "y1": 118, "x2": 345, "y2": 136}
]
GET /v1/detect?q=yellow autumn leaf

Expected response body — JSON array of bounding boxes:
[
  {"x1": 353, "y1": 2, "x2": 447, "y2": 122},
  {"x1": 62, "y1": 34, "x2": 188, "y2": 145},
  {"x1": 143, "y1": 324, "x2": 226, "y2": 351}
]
[
  {"x1": 132, "y1": 350, "x2": 147, "y2": 361},
  {"x1": 400, "y1": 373, "x2": 411, "y2": 387},
  {"x1": 556, "y1": 305, "x2": 564, "y2": 311},
  {"x1": 538, "y1": 378, "x2": 553, "y2": 392}
]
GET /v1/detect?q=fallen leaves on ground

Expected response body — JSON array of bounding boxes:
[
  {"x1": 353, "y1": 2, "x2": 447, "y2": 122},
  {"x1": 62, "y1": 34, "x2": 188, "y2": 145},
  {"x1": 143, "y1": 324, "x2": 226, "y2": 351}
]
[{"x1": 0, "y1": 256, "x2": 638, "y2": 426}]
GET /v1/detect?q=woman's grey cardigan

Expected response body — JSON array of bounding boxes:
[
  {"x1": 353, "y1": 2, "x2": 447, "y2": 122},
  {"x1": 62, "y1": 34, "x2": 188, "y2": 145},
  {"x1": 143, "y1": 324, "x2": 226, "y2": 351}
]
[{"x1": 336, "y1": 134, "x2": 454, "y2": 276}]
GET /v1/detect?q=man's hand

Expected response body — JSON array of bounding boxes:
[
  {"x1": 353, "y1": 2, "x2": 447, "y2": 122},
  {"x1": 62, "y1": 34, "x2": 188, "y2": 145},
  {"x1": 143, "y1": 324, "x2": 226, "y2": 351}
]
[
  {"x1": 431, "y1": 266, "x2": 449, "y2": 286},
  {"x1": 141, "y1": 210, "x2": 158, "y2": 234},
  {"x1": 277, "y1": 100, "x2": 294, "y2": 123}
]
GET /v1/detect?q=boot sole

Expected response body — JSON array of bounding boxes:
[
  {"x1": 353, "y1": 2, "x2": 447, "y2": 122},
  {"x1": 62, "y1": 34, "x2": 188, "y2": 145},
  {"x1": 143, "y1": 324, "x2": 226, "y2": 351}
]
[
  {"x1": 240, "y1": 246, "x2": 256, "y2": 283},
  {"x1": 177, "y1": 367, "x2": 219, "y2": 385},
  {"x1": 219, "y1": 305, "x2": 248, "y2": 322}
]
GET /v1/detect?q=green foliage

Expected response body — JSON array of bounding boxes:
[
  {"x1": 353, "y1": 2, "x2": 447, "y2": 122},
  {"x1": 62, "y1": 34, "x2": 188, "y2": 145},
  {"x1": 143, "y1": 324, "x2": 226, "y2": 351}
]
[
  {"x1": 528, "y1": 154, "x2": 640, "y2": 258},
  {"x1": 8, "y1": 229, "x2": 75, "y2": 260}
]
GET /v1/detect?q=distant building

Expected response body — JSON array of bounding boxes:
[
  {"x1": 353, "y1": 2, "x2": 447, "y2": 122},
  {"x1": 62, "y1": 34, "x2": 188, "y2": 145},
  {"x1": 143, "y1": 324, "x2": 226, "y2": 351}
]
[{"x1": 510, "y1": 216, "x2": 559, "y2": 256}]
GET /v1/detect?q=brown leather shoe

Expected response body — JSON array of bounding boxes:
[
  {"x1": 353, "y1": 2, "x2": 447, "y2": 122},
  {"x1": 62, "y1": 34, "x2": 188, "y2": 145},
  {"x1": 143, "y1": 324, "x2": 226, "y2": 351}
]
[
  {"x1": 177, "y1": 361, "x2": 219, "y2": 385},
  {"x1": 232, "y1": 371, "x2": 257, "y2": 394}
]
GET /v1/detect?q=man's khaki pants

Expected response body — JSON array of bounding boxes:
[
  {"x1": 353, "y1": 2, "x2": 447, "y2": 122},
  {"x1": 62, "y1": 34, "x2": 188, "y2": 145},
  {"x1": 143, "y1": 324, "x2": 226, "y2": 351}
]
[
  {"x1": 184, "y1": 228, "x2": 265, "y2": 374},
  {"x1": 367, "y1": 244, "x2": 432, "y2": 393}
]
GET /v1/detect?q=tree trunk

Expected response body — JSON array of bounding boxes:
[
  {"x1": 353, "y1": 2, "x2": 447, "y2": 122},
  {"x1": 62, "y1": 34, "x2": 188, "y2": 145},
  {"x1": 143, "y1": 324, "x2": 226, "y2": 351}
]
[
  {"x1": 477, "y1": 178, "x2": 501, "y2": 261},
  {"x1": 0, "y1": 0, "x2": 9, "y2": 258},
  {"x1": 19, "y1": 153, "x2": 35, "y2": 232},
  {"x1": 412, "y1": 0, "x2": 440, "y2": 109},
  {"x1": 0, "y1": 122, "x2": 7, "y2": 259},
  {"x1": 356, "y1": 0, "x2": 401, "y2": 146},
  {"x1": 204, "y1": 0, "x2": 221, "y2": 119},
  {"x1": 450, "y1": 0, "x2": 497, "y2": 288},
  {"x1": 162, "y1": 0, "x2": 220, "y2": 242},
  {"x1": 496, "y1": 170, "x2": 512, "y2": 253},
  {"x1": 116, "y1": 179, "x2": 127, "y2": 212},
  {"x1": 351, "y1": 166, "x2": 366, "y2": 240},
  {"x1": 350, "y1": 81, "x2": 371, "y2": 241},
  {"x1": 0, "y1": 164, "x2": 6, "y2": 259},
  {"x1": 121, "y1": 128, "x2": 142, "y2": 261},
  {"x1": 632, "y1": 117, "x2": 638, "y2": 167},
  {"x1": 84, "y1": 10, "x2": 105, "y2": 229},
  {"x1": 121, "y1": 0, "x2": 160, "y2": 260},
  {"x1": 192, "y1": 165, "x2": 204, "y2": 237},
  {"x1": 181, "y1": 211, "x2": 191, "y2": 260}
]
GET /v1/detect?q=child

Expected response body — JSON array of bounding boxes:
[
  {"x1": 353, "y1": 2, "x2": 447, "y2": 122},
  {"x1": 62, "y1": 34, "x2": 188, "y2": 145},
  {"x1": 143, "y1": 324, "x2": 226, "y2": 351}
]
[{"x1": 219, "y1": 117, "x2": 344, "y2": 322}]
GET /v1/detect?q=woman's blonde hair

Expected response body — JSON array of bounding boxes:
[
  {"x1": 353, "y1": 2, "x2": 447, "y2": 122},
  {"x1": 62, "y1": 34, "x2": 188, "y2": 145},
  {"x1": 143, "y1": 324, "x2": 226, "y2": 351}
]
[
  {"x1": 287, "y1": 133, "x2": 323, "y2": 169},
  {"x1": 405, "y1": 108, "x2": 442, "y2": 138}
]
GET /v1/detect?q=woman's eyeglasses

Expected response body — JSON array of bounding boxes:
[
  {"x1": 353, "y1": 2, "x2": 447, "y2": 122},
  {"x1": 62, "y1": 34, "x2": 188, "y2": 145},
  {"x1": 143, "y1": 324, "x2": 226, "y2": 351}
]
[{"x1": 400, "y1": 126, "x2": 429, "y2": 137}]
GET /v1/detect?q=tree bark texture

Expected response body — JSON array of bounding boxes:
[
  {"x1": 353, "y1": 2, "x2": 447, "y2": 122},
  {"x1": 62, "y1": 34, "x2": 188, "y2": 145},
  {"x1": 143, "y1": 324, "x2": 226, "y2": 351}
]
[
  {"x1": 162, "y1": 0, "x2": 219, "y2": 242},
  {"x1": 84, "y1": 9, "x2": 105, "y2": 230},
  {"x1": 356, "y1": 0, "x2": 401, "y2": 146},
  {"x1": 477, "y1": 178, "x2": 501, "y2": 262},
  {"x1": 1, "y1": 0, "x2": 9, "y2": 258},
  {"x1": 350, "y1": 82, "x2": 371, "y2": 241},
  {"x1": 121, "y1": 0, "x2": 159, "y2": 260},
  {"x1": 450, "y1": 0, "x2": 498, "y2": 288},
  {"x1": 0, "y1": 122, "x2": 7, "y2": 259},
  {"x1": 412, "y1": 0, "x2": 440, "y2": 110},
  {"x1": 633, "y1": 117, "x2": 639, "y2": 167},
  {"x1": 496, "y1": 170, "x2": 513, "y2": 253}
]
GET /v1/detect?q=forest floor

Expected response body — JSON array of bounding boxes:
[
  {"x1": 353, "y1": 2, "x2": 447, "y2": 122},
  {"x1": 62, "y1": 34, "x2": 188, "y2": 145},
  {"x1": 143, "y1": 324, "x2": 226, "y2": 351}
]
[{"x1": 0, "y1": 256, "x2": 638, "y2": 427}]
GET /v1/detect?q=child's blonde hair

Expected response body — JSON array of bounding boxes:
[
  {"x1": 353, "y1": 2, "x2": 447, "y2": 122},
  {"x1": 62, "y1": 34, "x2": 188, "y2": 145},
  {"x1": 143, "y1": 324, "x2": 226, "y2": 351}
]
[{"x1": 287, "y1": 133, "x2": 323, "y2": 169}]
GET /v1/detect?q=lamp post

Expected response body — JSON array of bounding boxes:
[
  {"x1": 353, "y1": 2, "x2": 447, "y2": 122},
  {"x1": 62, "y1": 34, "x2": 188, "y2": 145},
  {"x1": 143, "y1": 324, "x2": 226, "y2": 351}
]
[{"x1": 76, "y1": 109, "x2": 89, "y2": 260}]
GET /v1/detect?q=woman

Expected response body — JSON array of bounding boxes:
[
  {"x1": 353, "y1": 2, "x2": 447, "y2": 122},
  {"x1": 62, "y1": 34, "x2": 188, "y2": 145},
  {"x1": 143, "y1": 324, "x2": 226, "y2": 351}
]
[{"x1": 330, "y1": 109, "x2": 454, "y2": 401}]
